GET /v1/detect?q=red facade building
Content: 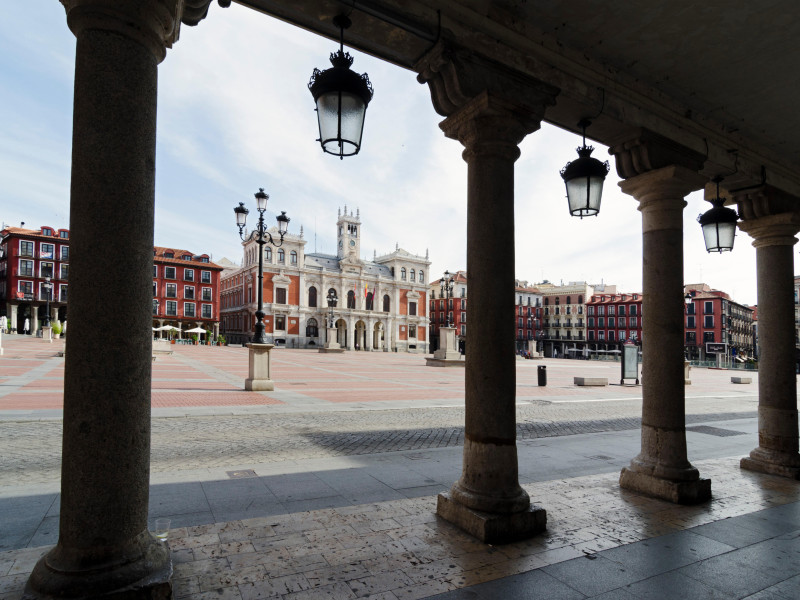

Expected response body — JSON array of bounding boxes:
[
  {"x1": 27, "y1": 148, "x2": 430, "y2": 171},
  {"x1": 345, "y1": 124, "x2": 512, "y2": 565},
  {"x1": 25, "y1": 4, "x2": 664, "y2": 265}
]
[
  {"x1": 0, "y1": 225, "x2": 70, "y2": 333},
  {"x1": 152, "y1": 247, "x2": 224, "y2": 337},
  {"x1": 586, "y1": 292, "x2": 643, "y2": 353},
  {"x1": 0, "y1": 228, "x2": 223, "y2": 337},
  {"x1": 586, "y1": 284, "x2": 754, "y2": 362}
]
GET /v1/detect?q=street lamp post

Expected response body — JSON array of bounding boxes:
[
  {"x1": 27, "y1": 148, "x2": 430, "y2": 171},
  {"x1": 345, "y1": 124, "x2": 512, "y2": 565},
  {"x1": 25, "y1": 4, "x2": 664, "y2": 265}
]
[
  {"x1": 234, "y1": 188, "x2": 289, "y2": 344},
  {"x1": 327, "y1": 289, "x2": 338, "y2": 329},
  {"x1": 43, "y1": 276, "x2": 52, "y2": 327},
  {"x1": 441, "y1": 270, "x2": 455, "y2": 327},
  {"x1": 235, "y1": 189, "x2": 289, "y2": 392}
]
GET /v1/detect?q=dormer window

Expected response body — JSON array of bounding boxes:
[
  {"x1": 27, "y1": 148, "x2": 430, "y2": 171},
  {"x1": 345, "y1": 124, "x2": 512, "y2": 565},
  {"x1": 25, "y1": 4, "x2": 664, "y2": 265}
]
[
  {"x1": 42, "y1": 228, "x2": 53, "y2": 236},
  {"x1": 165, "y1": 252, "x2": 174, "y2": 258},
  {"x1": 182, "y1": 254, "x2": 192, "y2": 261}
]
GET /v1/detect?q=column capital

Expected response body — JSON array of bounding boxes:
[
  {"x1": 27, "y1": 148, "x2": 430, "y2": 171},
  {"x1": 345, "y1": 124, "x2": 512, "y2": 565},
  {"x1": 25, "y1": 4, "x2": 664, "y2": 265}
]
[
  {"x1": 60, "y1": 0, "x2": 205, "y2": 62},
  {"x1": 609, "y1": 129, "x2": 705, "y2": 179},
  {"x1": 440, "y1": 92, "x2": 539, "y2": 161},
  {"x1": 619, "y1": 165, "x2": 707, "y2": 210},
  {"x1": 737, "y1": 212, "x2": 800, "y2": 248},
  {"x1": 415, "y1": 40, "x2": 558, "y2": 153}
]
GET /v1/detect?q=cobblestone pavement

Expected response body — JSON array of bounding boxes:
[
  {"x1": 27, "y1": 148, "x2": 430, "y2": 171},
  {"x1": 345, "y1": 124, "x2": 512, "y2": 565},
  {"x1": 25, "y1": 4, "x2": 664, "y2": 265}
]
[{"x1": 0, "y1": 335, "x2": 761, "y2": 486}]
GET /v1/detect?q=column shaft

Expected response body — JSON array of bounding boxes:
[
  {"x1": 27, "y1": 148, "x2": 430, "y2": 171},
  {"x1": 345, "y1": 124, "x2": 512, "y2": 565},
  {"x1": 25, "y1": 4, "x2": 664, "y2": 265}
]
[
  {"x1": 738, "y1": 213, "x2": 800, "y2": 478},
  {"x1": 25, "y1": 11, "x2": 171, "y2": 599},
  {"x1": 617, "y1": 166, "x2": 711, "y2": 504}
]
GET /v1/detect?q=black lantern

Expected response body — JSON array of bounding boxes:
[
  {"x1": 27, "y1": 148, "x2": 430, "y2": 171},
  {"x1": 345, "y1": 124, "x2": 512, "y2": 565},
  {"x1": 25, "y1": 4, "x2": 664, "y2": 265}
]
[
  {"x1": 308, "y1": 14, "x2": 373, "y2": 159},
  {"x1": 560, "y1": 119, "x2": 610, "y2": 218},
  {"x1": 698, "y1": 177, "x2": 738, "y2": 253}
]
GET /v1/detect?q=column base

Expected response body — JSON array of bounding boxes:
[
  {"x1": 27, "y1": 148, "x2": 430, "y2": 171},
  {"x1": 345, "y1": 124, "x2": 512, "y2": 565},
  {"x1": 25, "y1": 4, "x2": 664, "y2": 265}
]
[
  {"x1": 436, "y1": 492, "x2": 546, "y2": 544},
  {"x1": 318, "y1": 346, "x2": 345, "y2": 353},
  {"x1": 24, "y1": 537, "x2": 172, "y2": 600},
  {"x1": 741, "y1": 455, "x2": 800, "y2": 480},
  {"x1": 620, "y1": 467, "x2": 711, "y2": 504}
]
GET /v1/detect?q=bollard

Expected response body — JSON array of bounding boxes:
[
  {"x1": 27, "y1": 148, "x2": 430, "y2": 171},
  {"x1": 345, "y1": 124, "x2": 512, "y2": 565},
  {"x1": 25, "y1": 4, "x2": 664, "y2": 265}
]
[{"x1": 537, "y1": 364, "x2": 547, "y2": 386}]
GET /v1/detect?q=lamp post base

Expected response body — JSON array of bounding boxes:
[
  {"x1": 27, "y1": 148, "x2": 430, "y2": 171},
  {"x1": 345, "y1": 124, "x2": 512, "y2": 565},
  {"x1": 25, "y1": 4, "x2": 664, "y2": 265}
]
[{"x1": 244, "y1": 343, "x2": 274, "y2": 391}]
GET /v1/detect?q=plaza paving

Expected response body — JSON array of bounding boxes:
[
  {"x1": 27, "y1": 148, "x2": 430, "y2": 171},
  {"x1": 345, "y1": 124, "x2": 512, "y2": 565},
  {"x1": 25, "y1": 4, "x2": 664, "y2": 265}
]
[{"x1": 1, "y1": 334, "x2": 798, "y2": 599}]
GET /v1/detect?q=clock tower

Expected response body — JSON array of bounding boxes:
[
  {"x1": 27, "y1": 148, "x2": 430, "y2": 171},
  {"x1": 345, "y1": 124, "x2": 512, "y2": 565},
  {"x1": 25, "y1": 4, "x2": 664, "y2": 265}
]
[{"x1": 336, "y1": 206, "x2": 361, "y2": 259}]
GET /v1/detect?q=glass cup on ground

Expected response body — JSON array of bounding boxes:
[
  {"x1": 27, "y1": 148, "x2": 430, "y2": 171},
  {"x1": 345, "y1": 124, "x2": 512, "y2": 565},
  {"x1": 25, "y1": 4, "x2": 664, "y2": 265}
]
[{"x1": 154, "y1": 518, "x2": 171, "y2": 542}]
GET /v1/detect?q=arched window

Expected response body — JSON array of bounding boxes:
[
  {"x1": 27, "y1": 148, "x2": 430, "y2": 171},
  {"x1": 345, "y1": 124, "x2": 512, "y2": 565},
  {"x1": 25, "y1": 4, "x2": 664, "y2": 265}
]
[
  {"x1": 419, "y1": 270, "x2": 424, "y2": 284},
  {"x1": 566, "y1": 296, "x2": 571, "y2": 305},
  {"x1": 278, "y1": 249, "x2": 285, "y2": 263},
  {"x1": 306, "y1": 318, "x2": 318, "y2": 338},
  {"x1": 366, "y1": 292, "x2": 374, "y2": 310},
  {"x1": 400, "y1": 267, "x2": 407, "y2": 281},
  {"x1": 265, "y1": 247, "x2": 272, "y2": 262},
  {"x1": 383, "y1": 294, "x2": 390, "y2": 312},
  {"x1": 410, "y1": 269, "x2": 415, "y2": 282},
  {"x1": 347, "y1": 290, "x2": 356, "y2": 309},
  {"x1": 308, "y1": 286, "x2": 317, "y2": 308},
  {"x1": 290, "y1": 250, "x2": 298, "y2": 265}
]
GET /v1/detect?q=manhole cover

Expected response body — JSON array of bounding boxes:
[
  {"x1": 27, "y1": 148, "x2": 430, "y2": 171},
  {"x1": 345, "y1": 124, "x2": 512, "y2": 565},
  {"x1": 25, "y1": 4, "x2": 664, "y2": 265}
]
[
  {"x1": 686, "y1": 426, "x2": 747, "y2": 437},
  {"x1": 227, "y1": 469, "x2": 257, "y2": 479},
  {"x1": 405, "y1": 453, "x2": 427, "y2": 460}
]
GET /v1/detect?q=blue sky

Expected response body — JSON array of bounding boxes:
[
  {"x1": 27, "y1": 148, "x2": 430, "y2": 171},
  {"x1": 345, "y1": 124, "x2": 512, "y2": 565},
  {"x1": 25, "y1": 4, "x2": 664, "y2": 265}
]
[{"x1": 1, "y1": 2, "x2": 759, "y2": 305}]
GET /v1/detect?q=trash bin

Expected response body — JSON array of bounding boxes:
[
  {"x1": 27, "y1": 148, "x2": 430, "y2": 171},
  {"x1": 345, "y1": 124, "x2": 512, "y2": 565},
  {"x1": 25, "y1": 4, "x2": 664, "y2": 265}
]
[{"x1": 537, "y1": 365, "x2": 547, "y2": 386}]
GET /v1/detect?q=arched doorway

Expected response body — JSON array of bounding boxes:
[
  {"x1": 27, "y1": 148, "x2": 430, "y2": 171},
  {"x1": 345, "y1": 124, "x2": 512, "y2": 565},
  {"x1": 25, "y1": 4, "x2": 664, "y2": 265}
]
[
  {"x1": 335, "y1": 318, "x2": 347, "y2": 347},
  {"x1": 355, "y1": 320, "x2": 367, "y2": 350},
  {"x1": 373, "y1": 321, "x2": 384, "y2": 350}
]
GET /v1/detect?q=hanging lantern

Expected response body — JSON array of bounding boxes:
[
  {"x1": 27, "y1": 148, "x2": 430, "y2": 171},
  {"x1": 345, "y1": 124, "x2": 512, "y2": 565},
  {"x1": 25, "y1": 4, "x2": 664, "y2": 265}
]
[
  {"x1": 698, "y1": 177, "x2": 738, "y2": 252},
  {"x1": 308, "y1": 15, "x2": 374, "y2": 159},
  {"x1": 560, "y1": 119, "x2": 610, "y2": 218}
]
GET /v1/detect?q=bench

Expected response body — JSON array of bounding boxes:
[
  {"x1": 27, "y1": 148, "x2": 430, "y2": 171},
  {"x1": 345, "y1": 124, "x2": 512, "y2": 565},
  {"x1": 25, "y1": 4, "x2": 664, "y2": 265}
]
[
  {"x1": 731, "y1": 376, "x2": 752, "y2": 384},
  {"x1": 574, "y1": 377, "x2": 608, "y2": 386}
]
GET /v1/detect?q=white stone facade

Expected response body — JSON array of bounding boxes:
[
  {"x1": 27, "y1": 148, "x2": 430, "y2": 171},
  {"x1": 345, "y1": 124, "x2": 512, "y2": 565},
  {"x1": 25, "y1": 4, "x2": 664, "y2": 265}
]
[{"x1": 221, "y1": 208, "x2": 430, "y2": 352}]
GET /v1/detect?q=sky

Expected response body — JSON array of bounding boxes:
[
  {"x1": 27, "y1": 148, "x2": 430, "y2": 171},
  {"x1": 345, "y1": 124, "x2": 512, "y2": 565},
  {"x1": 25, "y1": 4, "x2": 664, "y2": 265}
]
[{"x1": 0, "y1": 2, "x2": 760, "y2": 305}]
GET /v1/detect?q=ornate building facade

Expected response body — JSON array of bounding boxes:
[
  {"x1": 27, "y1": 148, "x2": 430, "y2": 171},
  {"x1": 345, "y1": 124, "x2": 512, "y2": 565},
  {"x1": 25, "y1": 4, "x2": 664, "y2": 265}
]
[{"x1": 221, "y1": 208, "x2": 430, "y2": 352}]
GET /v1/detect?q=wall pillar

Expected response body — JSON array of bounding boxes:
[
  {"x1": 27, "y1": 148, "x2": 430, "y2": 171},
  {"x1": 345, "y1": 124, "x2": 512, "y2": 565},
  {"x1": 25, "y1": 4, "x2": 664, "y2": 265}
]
[
  {"x1": 416, "y1": 41, "x2": 557, "y2": 542},
  {"x1": 737, "y1": 208, "x2": 800, "y2": 478},
  {"x1": 9, "y1": 304, "x2": 18, "y2": 332},
  {"x1": 615, "y1": 163, "x2": 711, "y2": 504},
  {"x1": 24, "y1": 1, "x2": 190, "y2": 598}
]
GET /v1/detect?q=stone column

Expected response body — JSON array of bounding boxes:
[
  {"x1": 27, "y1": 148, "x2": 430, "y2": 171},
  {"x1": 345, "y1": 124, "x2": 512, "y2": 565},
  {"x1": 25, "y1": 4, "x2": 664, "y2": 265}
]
[
  {"x1": 25, "y1": 1, "x2": 191, "y2": 598},
  {"x1": 32, "y1": 306, "x2": 40, "y2": 334},
  {"x1": 416, "y1": 41, "x2": 557, "y2": 542},
  {"x1": 9, "y1": 304, "x2": 17, "y2": 332},
  {"x1": 737, "y1": 208, "x2": 800, "y2": 478},
  {"x1": 615, "y1": 164, "x2": 711, "y2": 504}
]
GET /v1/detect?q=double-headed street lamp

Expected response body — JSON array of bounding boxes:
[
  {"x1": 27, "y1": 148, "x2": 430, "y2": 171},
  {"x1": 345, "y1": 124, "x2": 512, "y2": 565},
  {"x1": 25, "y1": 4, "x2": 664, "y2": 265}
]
[
  {"x1": 42, "y1": 276, "x2": 52, "y2": 327},
  {"x1": 440, "y1": 270, "x2": 455, "y2": 327},
  {"x1": 234, "y1": 188, "x2": 289, "y2": 344}
]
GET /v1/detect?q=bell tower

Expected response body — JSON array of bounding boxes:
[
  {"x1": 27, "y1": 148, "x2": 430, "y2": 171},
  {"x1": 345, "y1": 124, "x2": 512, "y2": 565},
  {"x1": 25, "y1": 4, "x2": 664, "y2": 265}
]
[{"x1": 336, "y1": 206, "x2": 361, "y2": 259}]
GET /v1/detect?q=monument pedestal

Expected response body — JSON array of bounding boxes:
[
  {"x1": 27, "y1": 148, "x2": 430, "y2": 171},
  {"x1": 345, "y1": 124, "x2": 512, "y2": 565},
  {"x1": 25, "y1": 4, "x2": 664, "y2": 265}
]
[
  {"x1": 319, "y1": 326, "x2": 345, "y2": 353},
  {"x1": 426, "y1": 326, "x2": 463, "y2": 367},
  {"x1": 245, "y1": 343, "x2": 274, "y2": 391}
]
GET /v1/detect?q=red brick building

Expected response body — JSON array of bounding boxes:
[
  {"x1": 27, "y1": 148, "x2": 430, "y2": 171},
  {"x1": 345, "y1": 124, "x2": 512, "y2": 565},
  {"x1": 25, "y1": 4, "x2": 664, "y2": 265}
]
[
  {"x1": 586, "y1": 292, "x2": 643, "y2": 354},
  {"x1": 0, "y1": 225, "x2": 71, "y2": 333},
  {"x1": 586, "y1": 284, "x2": 754, "y2": 362},
  {"x1": 684, "y1": 284, "x2": 754, "y2": 362},
  {"x1": 152, "y1": 247, "x2": 224, "y2": 338}
]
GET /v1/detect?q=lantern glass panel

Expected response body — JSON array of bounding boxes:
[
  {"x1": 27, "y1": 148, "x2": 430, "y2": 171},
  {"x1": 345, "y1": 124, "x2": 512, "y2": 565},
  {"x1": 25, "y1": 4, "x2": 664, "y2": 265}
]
[
  {"x1": 566, "y1": 175, "x2": 604, "y2": 217},
  {"x1": 235, "y1": 209, "x2": 247, "y2": 227},
  {"x1": 255, "y1": 194, "x2": 268, "y2": 212},
  {"x1": 316, "y1": 91, "x2": 366, "y2": 156},
  {"x1": 702, "y1": 221, "x2": 735, "y2": 252}
]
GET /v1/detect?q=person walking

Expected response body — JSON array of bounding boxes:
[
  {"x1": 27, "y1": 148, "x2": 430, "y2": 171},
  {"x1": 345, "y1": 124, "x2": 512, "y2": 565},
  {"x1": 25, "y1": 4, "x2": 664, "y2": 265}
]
[{"x1": 23, "y1": 318, "x2": 30, "y2": 335}]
